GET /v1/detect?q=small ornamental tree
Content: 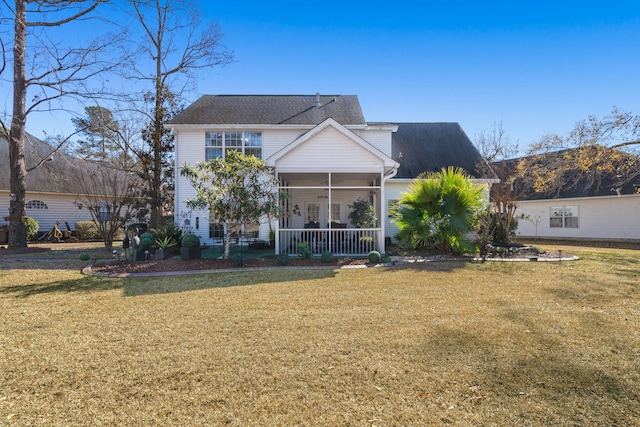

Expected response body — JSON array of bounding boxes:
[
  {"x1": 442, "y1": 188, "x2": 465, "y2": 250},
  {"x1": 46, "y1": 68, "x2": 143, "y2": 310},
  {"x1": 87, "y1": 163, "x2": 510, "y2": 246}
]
[
  {"x1": 393, "y1": 167, "x2": 483, "y2": 254},
  {"x1": 180, "y1": 151, "x2": 280, "y2": 259}
]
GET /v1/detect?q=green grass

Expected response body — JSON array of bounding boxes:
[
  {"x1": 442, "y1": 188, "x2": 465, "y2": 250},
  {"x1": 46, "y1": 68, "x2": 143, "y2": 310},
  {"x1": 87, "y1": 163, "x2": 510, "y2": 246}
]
[{"x1": 0, "y1": 243, "x2": 639, "y2": 425}]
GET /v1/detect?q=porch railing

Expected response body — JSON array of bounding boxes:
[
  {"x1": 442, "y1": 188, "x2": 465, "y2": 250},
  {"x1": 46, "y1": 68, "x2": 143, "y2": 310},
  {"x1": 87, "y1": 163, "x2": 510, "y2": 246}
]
[{"x1": 278, "y1": 228, "x2": 380, "y2": 256}]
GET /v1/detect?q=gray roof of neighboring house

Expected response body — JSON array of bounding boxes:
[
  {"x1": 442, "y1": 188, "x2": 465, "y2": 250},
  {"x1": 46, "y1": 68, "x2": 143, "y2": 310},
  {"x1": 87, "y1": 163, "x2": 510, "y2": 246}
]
[
  {"x1": 168, "y1": 94, "x2": 366, "y2": 126},
  {"x1": 501, "y1": 148, "x2": 639, "y2": 199},
  {"x1": 0, "y1": 133, "x2": 97, "y2": 194},
  {"x1": 391, "y1": 123, "x2": 489, "y2": 179}
]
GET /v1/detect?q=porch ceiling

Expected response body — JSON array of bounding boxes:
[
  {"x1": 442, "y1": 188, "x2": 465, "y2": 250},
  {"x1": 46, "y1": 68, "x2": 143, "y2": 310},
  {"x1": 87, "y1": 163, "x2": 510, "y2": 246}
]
[{"x1": 278, "y1": 172, "x2": 380, "y2": 185}]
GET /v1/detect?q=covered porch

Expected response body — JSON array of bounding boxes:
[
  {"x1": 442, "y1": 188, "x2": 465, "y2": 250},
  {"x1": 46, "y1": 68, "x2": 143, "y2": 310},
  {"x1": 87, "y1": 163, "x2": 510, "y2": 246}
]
[{"x1": 276, "y1": 172, "x2": 384, "y2": 256}]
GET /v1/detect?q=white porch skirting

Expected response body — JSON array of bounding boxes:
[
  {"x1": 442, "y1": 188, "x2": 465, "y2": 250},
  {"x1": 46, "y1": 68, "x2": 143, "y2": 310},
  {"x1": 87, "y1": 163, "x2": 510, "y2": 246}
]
[{"x1": 278, "y1": 228, "x2": 381, "y2": 256}]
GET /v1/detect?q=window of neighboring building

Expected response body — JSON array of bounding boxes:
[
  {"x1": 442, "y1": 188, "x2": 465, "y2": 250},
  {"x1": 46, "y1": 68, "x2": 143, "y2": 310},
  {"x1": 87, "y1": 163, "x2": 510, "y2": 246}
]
[
  {"x1": 99, "y1": 202, "x2": 112, "y2": 222},
  {"x1": 205, "y1": 131, "x2": 262, "y2": 160},
  {"x1": 550, "y1": 205, "x2": 579, "y2": 228},
  {"x1": 26, "y1": 200, "x2": 48, "y2": 210}
]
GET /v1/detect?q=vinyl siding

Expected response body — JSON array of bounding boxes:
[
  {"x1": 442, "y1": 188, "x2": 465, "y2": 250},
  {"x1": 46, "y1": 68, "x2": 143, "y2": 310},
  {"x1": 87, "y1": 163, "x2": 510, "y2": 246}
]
[
  {"x1": 516, "y1": 195, "x2": 640, "y2": 241},
  {"x1": 276, "y1": 127, "x2": 383, "y2": 172},
  {"x1": 0, "y1": 191, "x2": 95, "y2": 233}
]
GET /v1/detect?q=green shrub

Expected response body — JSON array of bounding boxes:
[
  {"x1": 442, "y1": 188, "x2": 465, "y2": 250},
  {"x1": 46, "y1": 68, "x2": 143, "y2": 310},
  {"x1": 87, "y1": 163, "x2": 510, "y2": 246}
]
[
  {"x1": 321, "y1": 251, "x2": 334, "y2": 263},
  {"x1": 75, "y1": 221, "x2": 99, "y2": 240},
  {"x1": 348, "y1": 198, "x2": 377, "y2": 228},
  {"x1": 368, "y1": 250, "x2": 382, "y2": 263},
  {"x1": 276, "y1": 252, "x2": 290, "y2": 265},
  {"x1": 139, "y1": 237, "x2": 153, "y2": 250},
  {"x1": 181, "y1": 233, "x2": 200, "y2": 248},
  {"x1": 298, "y1": 241, "x2": 312, "y2": 260},
  {"x1": 151, "y1": 223, "x2": 183, "y2": 248},
  {"x1": 139, "y1": 232, "x2": 154, "y2": 242},
  {"x1": 231, "y1": 253, "x2": 244, "y2": 267},
  {"x1": 23, "y1": 217, "x2": 39, "y2": 241},
  {"x1": 79, "y1": 253, "x2": 90, "y2": 261}
]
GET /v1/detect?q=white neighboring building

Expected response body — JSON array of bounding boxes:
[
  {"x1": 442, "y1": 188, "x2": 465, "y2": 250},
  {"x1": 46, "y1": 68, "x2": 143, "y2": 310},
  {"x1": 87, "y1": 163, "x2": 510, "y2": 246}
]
[
  {"x1": 516, "y1": 195, "x2": 640, "y2": 242},
  {"x1": 168, "y1": 94, "x2": 495, "y2": 255},
  {"x1": 0, "y1": 133, "x2": 97, "y2": 237}
]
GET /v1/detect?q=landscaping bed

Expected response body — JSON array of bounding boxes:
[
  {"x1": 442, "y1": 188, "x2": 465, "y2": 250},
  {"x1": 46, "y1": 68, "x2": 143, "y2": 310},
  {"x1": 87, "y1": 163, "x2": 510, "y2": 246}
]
[{"x1": 91, "y1": 256, "x2": 371, "y2": 274}]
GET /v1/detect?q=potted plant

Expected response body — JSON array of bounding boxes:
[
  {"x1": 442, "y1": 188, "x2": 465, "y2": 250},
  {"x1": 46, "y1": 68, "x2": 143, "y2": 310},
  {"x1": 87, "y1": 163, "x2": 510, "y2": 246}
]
[
  {"x1": 135, "y1": 232, "x2": 154, "y2": 261},
  {"x1": 180, "y1": 233, "x2": 201, "y2": 261},
  {"x1": 348, "y1": 198, "x2": 377, "y2": 228},
  {"x1": 349, "y1": 198, "x2": 377, "y2": 252},
  {"x1": 155, "y1": 236, "x2": 176, "y2": 260}
]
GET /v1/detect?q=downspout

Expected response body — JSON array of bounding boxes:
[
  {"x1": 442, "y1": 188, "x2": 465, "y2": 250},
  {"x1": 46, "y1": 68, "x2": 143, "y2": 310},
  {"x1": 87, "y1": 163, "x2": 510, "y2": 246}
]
[{"x1": 381, "y1": 167, "x2": 398, "y2": 253}]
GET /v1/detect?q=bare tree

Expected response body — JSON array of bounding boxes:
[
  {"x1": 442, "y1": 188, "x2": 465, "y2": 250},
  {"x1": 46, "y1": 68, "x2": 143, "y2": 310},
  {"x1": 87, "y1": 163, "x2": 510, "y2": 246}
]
[
  {"x1": 67, "y1": 160, "x2": 139, "y2": 248},
  {"x1": 121, "y1": 0, "x2": 233, "y2": 229},
  {"x1": 474, "y1": 121, "x2": 521, "y2": 243},
  {"x1": 1, "y1": 0, "x2": 118, "y2": 248},
  {"x1": 474, "y1": 120, "x2": 519, "y2": 164}
]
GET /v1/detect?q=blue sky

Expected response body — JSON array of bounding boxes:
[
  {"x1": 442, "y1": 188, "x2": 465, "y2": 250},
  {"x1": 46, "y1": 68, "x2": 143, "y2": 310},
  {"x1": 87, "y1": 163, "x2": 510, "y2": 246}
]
[{"x1": 23, "y1": 0, "x2": 640, "y2": 152}]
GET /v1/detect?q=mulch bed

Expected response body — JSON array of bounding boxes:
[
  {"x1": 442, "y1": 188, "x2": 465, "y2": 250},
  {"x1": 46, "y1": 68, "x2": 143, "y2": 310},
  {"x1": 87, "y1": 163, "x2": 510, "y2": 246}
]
[{"x1": 92, "y1": 256, "x2": 371, "y2": 274}]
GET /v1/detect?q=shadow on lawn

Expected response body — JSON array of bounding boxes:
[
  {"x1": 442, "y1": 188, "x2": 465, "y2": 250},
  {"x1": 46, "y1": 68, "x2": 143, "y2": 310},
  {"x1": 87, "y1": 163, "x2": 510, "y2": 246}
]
[
  {"x1": 122, "y1": 268, "x2": 337, "y2": 297},
  {"x1": 385, "y1": 258, "x2": 470, "y2": 273},
  {"x1": 0, "y1": 276, "x2": 121, "y2": 299},
  {"x1": 423, "y1": 325, "x2": 639, "y2": 424}
]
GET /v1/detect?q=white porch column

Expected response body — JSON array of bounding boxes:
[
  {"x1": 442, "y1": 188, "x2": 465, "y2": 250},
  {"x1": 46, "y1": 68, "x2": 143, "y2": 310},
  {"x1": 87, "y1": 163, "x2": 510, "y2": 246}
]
[
  {"x1": 275, "y1": 171, "x2": 280, "y2": 254},
  {"x1": 379, "y1": 171, "x2": 385, "y2": 253}
]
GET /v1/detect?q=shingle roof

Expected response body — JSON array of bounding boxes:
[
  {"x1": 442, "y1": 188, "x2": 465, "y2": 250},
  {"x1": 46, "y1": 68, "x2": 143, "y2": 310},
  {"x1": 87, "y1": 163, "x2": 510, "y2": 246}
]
[
  {"x1": 391, "y1": 123, "x2": 489, "y2": 179},
  {"x1": 502, "y1": 147, "x2": 639, "y2": 199},
  {"x1": 1, "y1": 133, "x2": 102, "y2": 194},
  {"x1": 168, "y1": 94, "x2": 366, "y2": 126}
]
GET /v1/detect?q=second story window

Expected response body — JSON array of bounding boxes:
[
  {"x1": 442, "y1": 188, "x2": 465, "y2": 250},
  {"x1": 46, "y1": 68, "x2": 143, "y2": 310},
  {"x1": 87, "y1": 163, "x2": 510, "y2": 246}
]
[{"x1": 205, "y1": 131, "x2": 262, "y2": 160}]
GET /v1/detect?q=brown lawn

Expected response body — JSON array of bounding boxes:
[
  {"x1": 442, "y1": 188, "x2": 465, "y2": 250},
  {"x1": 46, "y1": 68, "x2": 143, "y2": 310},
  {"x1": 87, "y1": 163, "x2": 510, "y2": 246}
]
[{"x1": 0, "y1": 242, "x2": 639, "y2": 426}]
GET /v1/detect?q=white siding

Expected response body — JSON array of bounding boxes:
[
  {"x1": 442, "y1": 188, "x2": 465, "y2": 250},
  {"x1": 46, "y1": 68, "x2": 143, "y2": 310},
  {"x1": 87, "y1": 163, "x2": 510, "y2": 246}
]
[
  {"x1": 354, "y1": 129, "x2": 392, "y2": 157},
  {"x1": 276, "y1": 127, "x2": 383, "y2": 172},
  {"x1": 263, "y1": 129, "x2": 306, "y2": 158},
  {"x1": 516, "y1": 195, "x2": 640, "y2": 241},
  {"x1": 0, "y1": 191, "x2": 95, "y2": 233},
  {"x1": 384, "y1": 180, "x2": 412, "y2": 239}
]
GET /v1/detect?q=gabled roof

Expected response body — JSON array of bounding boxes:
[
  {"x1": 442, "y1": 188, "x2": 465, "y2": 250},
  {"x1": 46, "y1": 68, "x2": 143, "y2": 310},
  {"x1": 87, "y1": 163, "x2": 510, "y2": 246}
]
[
  {"x1": 267, "y1": 118, "x2": 398, "y2": 172},
  {"x1": 391, "y1": 123, "x2": 489, "y2": 179},
  {"x1": 0, "y1": 133, "x2": 107, "y2": 195},
  {"x1": 168, "y1": 94, "x2": 366, "y2": 126}
]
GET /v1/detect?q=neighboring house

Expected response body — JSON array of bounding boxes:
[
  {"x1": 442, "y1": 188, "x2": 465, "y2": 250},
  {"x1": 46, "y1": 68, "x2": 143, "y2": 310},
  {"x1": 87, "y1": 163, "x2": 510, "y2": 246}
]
[
  {"x1": 0, "y1": 133, "x2": 112, "y2": 237},
  {"x1": 168, "y1": 94, "x2": 495, "y2": 255},
  {"x1": 502, "y1": 150, "x2": 640, "y2": 242}
]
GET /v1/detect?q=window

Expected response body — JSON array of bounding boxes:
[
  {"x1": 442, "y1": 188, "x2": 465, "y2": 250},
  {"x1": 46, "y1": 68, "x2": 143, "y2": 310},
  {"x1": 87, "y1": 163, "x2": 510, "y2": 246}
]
[
  {"x1": 26, "y1": 200, "x2": 48, "y2": 210},
  {"x1": 330, "y1": 203, "x2": 341, "y2": 223},
  {"x1": 98, "y1": 202, "x2": 114, "y2": 222},
  {"x1": 205, "y1": 131, "x2": 262, "y2": 160},
  {"x1": 306, "y1": 203, "x2": 320, "y2": 223},
  {"x1": 210, "y1": 222, "x2": 224, "y2": 239},
  {"x1": 550, "y1": 205, "x2": 579, "y2": 228}
]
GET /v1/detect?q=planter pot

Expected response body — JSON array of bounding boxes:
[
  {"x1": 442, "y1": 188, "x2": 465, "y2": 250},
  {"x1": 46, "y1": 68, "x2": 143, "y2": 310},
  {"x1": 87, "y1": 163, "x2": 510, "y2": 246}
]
[
  {"x1": 135, "y1": 249, "x2": 151, "y2": 261},
  {"x1": 181, "y1": 246, "x2": 201, "y2": 261},
  {"x1": 155, "y1": 248, "x2": 173, "y2": 260}
]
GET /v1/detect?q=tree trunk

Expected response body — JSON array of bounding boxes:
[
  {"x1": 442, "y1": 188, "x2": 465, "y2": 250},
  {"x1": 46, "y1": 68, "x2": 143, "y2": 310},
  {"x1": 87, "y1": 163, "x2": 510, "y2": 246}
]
[
  {"x1": 8, "y1": 0, "x2": 28, "y2": 249},
  {"x1": 149, "y1": 20, "x2": 165, "y2": 230}
]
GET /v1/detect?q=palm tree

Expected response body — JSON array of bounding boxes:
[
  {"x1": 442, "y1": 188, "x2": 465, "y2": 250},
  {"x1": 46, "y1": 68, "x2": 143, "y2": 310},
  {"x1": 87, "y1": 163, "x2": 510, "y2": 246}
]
[{"x1": 393, "y1": 167, "x2": 483, "y2": 254}]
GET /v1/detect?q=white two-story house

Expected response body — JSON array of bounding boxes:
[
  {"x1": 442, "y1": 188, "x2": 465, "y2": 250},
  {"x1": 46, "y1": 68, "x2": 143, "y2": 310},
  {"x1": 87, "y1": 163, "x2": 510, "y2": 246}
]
[{"x1": 168, "y1": 94, "x2": 494, "y2": 255}]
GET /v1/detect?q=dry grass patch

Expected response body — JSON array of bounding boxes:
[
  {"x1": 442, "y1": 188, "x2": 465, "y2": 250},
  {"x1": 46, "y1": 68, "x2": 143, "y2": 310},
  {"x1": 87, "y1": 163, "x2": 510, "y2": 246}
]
[{"x1": 1, "y1": 245, "x2": 639, "y2": 426}]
